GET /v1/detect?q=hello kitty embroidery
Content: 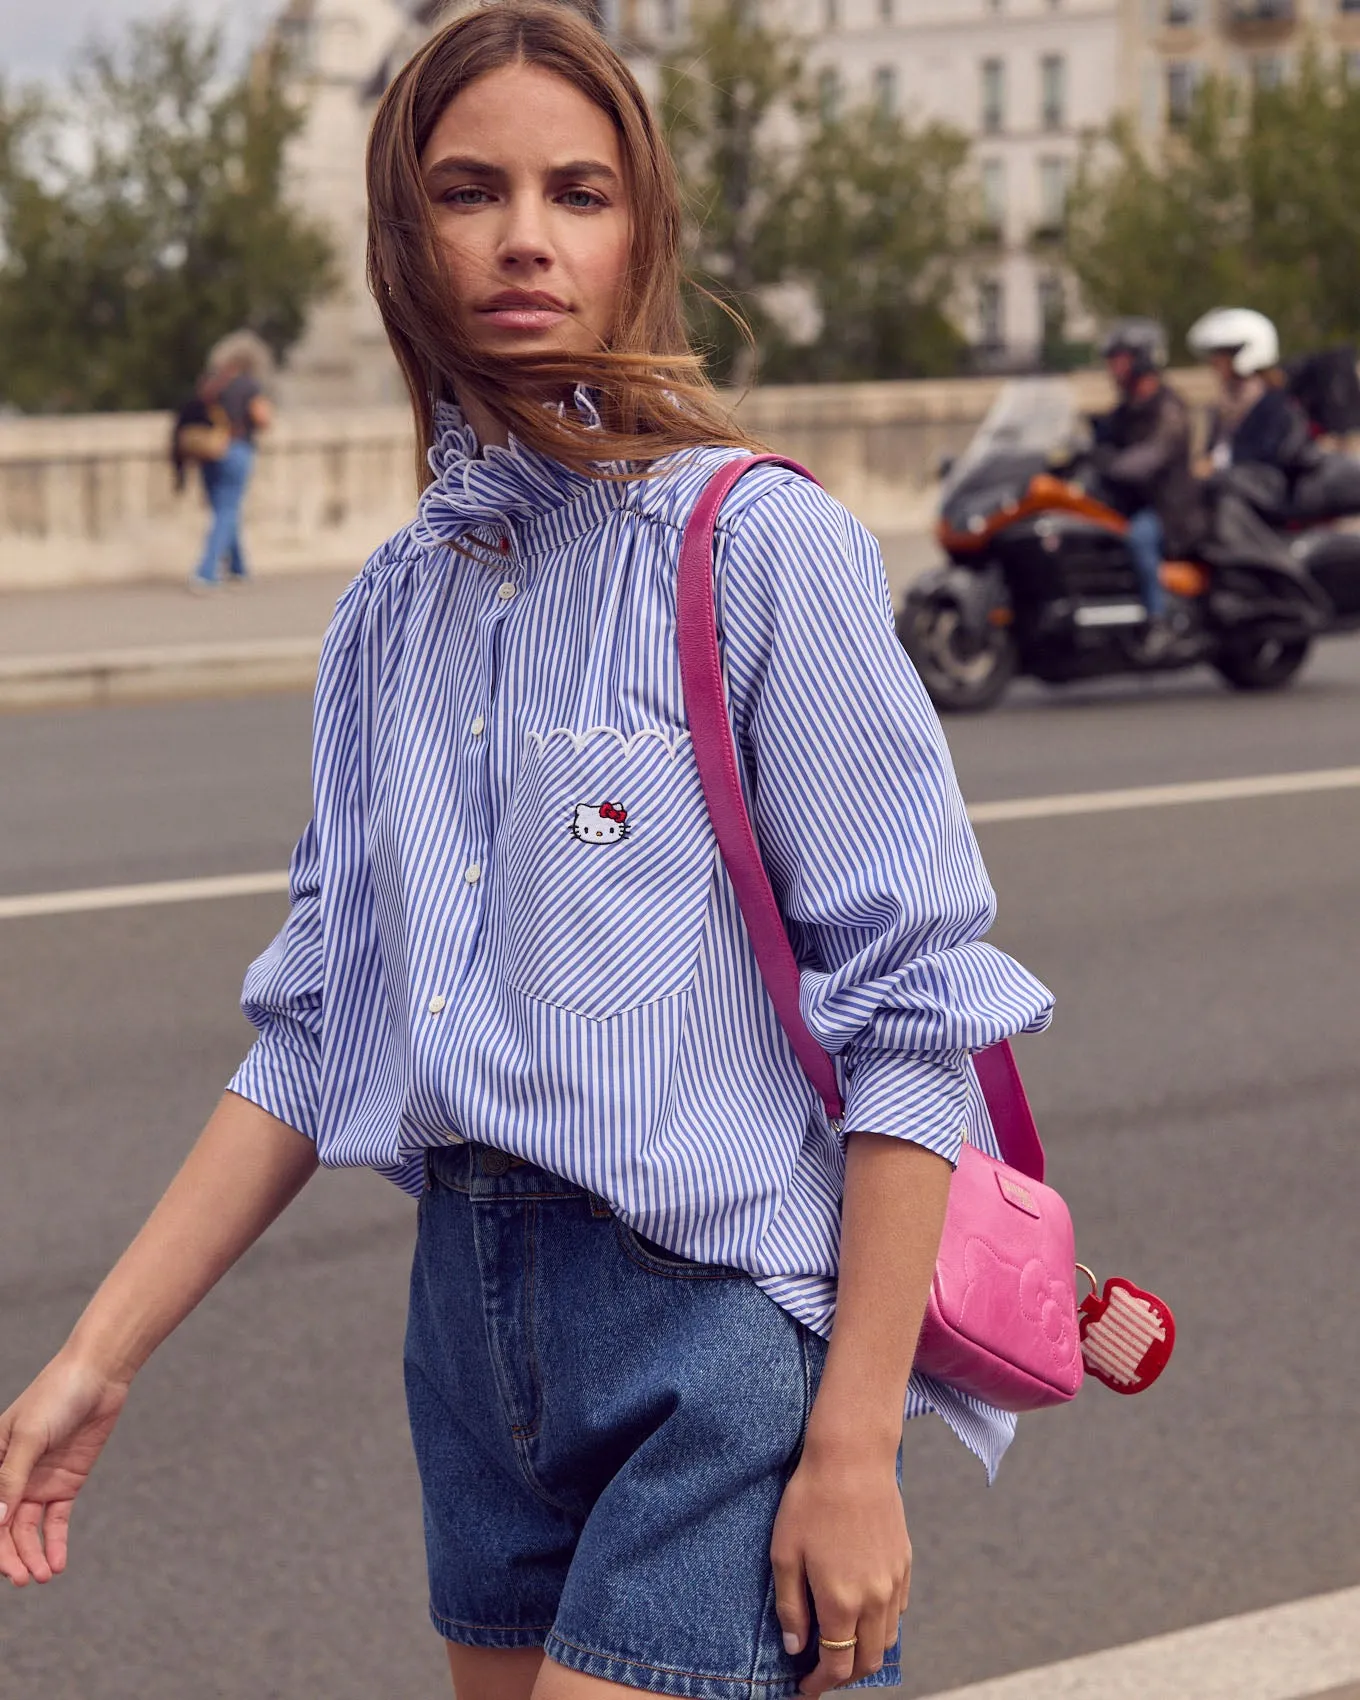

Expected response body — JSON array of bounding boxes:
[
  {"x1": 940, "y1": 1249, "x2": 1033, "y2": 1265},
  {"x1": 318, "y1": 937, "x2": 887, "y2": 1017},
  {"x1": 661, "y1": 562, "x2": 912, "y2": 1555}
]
[{"x1": 571, "y1": 802, "x2": 630, "y2": 845}]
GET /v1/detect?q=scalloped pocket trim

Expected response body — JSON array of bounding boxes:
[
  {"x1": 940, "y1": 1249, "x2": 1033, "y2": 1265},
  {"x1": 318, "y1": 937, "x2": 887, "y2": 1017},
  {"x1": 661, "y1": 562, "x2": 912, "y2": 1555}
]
[{"x1": 525, "y1": 725, "x2": 692, "y2": 760}]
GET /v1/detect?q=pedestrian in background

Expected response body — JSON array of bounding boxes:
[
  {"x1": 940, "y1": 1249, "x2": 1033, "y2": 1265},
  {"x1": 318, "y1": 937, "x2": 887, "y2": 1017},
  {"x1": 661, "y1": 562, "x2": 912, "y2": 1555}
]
[
  {"x1": 173, "y1": 329, "x2": 274, "y2": 591},
  {"x1": 0, "y1": 8, "x2": 1052, "y2": 1699}
]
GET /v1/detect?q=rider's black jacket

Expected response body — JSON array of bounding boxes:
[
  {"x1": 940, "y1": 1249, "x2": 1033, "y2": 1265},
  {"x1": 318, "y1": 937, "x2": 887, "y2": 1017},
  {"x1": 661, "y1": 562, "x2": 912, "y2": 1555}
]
[
  {"x1": 1213, "y1": 386, "x2": 1317, "y2": 475},
  {"x1": 1091, "y1": 380, "x2": 1209, "y2": 557}
]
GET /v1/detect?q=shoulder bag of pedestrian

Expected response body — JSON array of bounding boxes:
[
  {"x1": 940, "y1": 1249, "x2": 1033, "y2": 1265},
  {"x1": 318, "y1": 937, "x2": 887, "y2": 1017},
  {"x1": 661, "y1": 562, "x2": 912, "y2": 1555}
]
[{"x1": 173, "y1": 397, "x2": 232, "y2": 466}]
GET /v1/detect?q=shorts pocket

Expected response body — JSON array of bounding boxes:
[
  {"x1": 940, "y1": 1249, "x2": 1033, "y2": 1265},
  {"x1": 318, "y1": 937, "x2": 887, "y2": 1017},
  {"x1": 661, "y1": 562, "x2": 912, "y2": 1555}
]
[
  {"x1": 501, "y1": 727, "x2": 718, "y2": 1020},
  {"x1": 614, "y1": 1219, "x2": 744, "y2": 1280}
]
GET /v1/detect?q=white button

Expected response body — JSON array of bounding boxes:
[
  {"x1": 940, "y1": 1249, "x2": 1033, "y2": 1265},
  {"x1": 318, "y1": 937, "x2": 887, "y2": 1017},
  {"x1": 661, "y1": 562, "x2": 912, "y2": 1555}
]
[
  {"x1": 497, "y1": 581, "x2": 518, "y2": 602},
  {"x1": 470, "y1": 714, "x2": 485, "y2": 737},
  {"x1": 464, "y1": 863, "x2": 482, "y2": 884},
  {"x1": 428, "y1": 994, "x2": 446, "y2": 1015}
]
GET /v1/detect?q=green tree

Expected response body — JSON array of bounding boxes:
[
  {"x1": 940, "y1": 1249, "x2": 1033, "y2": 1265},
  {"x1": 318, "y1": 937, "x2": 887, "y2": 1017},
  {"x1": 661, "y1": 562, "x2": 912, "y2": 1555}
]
[
  {"x1": 0, "y1": 13, "x2": 334, "y2": 413},
  {"x1": 659, "y1": 2, "x2": 805, "y2": 384},
  {"x1": 660, "y1": 3, "x2": 971, "y2": 384},
  {"x1": 762, "y1": 104, "x2": 970, "y2": 383},
  {"x1": 1064, "y1": 52, "x2": 1360, "y2": 358}
]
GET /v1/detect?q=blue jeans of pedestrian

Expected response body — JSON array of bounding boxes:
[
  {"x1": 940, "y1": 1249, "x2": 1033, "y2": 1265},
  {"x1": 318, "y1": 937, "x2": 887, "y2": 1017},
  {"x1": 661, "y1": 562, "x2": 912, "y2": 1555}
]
[
  {"x1": 1125, "y1": 507, "x2": 1167, "y2": 619},
  {"x1": 194, "y1": 439, "x2": 254, "y2": 583}
]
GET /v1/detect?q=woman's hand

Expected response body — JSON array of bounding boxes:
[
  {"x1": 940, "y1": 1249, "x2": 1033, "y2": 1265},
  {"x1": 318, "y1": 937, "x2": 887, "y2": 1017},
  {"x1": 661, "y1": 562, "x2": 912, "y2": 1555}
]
[
  {"x1": 0, "y1": 1098, "x2": 315, "y2": 1590},
  {"x1": 0, "y1": 1351, "x2": 130, "y2": 1586},
  {"x1": 770, "y1": 1438, "x2": 909, "y2": 1696}
]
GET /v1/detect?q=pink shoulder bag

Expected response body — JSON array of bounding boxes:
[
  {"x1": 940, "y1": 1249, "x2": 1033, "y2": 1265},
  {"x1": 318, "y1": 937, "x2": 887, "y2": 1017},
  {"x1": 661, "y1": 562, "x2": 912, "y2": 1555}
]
[{"x1": 677, "y1": 455, "x2": 1085, "y2": 1413}]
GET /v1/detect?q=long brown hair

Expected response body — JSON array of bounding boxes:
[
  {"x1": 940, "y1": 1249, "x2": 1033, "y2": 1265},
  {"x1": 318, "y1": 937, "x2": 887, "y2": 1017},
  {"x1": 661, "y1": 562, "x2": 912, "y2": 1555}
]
[{"x1": 366, "y1": 0, "x2": 759, "y2": 482}]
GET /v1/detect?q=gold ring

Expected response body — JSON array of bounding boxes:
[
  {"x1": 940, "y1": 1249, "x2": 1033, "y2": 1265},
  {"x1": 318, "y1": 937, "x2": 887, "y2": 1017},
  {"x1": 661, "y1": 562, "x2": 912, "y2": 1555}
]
[{"x1": 818, "y1": 1636, "x2": 858, "y2": 1651}]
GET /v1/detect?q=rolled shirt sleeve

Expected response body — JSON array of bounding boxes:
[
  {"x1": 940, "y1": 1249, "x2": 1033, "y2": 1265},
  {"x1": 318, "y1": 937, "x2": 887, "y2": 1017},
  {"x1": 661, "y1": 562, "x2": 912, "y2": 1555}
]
[
  {"x1": 716, "y1": 472, "x2": 1054, "y2": 1164},
  {"x1": 226, "y1": 566, "x2": 376, "y2": 1142},
  {"x1": 227, "y1": 818, "x2": 324, "y2": 1140}
]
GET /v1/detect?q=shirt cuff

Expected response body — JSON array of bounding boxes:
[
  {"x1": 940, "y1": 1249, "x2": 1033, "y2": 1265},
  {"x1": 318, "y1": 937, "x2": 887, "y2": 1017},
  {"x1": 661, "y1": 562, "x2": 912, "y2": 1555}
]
[
  {"x1": 226, "y1": 1023, "x2": 320, "y2": 1144},
  {"x1": 840, "y1": 1048, "x2": 971, "y2": 1166}
]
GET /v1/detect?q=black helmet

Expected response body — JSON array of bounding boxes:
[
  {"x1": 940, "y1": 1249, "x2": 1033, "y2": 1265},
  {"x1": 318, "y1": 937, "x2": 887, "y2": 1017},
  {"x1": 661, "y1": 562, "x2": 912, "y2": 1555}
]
[{"x1": 1102, "y1": 318, "x2": 1168, "y2": 388}]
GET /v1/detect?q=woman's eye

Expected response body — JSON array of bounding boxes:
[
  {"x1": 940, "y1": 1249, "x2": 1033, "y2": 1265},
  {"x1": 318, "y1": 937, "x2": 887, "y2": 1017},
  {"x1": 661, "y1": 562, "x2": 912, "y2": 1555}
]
[
  {"x1": 558, "y1": 188, "x2": 604, "y2": 210},
  {"x1": 445, "y1": 187, "x2": 492, "y2": 206}
]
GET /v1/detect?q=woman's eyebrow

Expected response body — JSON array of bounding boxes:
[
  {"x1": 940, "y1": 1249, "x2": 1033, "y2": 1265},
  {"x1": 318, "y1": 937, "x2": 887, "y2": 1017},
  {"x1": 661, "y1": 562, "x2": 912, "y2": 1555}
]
[
  {"x1": 424, "y1": 155, "x2": 502, "y2": 184},
  {"x1": 548, "y1": 159, "x2": 621, "y2": 186}
]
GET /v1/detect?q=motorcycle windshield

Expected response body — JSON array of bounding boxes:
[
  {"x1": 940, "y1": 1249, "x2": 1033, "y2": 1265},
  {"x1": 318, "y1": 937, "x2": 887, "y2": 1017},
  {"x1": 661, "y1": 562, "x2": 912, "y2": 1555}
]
[{"x1": 942, "y1": 379, "x2": 1081, "y2": 506}]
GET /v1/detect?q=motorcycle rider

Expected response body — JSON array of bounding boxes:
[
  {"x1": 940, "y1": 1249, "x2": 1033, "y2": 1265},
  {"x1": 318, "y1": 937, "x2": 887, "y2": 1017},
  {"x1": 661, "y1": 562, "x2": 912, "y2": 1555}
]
[
  {"x1": 1092, "y1": 319, "x2": 1207, "y2": 653},
  {"x1": 1187, "y1": 307, "x2": 1316, "y2": 508}
]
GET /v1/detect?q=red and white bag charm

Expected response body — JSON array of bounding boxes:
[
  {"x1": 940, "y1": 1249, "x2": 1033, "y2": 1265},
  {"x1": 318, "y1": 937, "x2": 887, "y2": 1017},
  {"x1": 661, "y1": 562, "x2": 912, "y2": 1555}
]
[{"x1": 1076, "y1": 1264, "x2": 1176, "y2": 1395}]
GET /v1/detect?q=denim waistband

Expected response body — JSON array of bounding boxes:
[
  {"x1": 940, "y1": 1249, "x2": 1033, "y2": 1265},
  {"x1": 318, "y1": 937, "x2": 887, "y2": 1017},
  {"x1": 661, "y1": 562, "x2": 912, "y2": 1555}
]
[{"x1": 425, "y1": 1141, "x2": 607, "y2": 1209}]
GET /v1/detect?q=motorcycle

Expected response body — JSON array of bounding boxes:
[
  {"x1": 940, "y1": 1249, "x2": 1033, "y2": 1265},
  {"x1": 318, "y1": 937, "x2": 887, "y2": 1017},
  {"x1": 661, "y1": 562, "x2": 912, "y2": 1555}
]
[{"x1": 899, "y1": 380, "x2": 1360, "y2": 712}]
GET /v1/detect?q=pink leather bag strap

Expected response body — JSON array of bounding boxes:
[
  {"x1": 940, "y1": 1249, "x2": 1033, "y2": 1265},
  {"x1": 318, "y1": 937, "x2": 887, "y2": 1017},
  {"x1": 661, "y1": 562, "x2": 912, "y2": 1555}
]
[{"x1": 676, "y1": 454, "x2": 1048, "y2": 1183}]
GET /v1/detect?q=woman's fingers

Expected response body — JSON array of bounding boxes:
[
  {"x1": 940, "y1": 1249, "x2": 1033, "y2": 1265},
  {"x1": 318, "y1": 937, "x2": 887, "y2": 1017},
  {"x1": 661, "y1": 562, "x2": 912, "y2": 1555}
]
[
  {"x1": 10, "y1": 1502, "x2": 53, "y2": 1583},
  {"x1": 0, "y1": 1417, "x2": 47, "y2": 1537},
  {"x1": 770, "y1": 1542, "x2": 811, "y2": 1657},
  {"x1": 43, "y1": 1499, "x2": 74, "y2": 1576},
  {"x1": 0, "y1": 1523, "x2": 30, "y2": 1587},
  {"x1": 798, "y1": 1610, "x2": 860, "y2": 1698}
]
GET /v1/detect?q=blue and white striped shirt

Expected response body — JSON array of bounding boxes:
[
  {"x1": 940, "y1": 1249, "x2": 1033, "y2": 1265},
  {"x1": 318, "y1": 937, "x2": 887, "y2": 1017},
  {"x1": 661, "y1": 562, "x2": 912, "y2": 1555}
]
[{"x1": 229, "y1": 402, "x2": 1054, "y2": 1476}]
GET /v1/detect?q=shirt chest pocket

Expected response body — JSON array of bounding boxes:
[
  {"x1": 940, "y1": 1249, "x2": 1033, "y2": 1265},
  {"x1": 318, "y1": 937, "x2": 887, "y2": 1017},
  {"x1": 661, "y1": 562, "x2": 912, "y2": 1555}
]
[{"x1": 500, "y1": 729, "x2": 717, "y2": 1020}]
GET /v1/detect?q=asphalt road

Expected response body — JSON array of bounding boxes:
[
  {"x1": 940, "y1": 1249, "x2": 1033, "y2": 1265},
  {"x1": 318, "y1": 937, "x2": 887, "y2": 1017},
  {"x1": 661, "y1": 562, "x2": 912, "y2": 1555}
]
[{"x1": 2, "y1": 642, "x2": 1359, "y2": 1698}]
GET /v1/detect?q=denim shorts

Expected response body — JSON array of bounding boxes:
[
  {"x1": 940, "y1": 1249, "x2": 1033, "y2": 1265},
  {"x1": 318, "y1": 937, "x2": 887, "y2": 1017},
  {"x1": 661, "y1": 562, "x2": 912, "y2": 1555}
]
[{"x1": 404, "y1": 1142, "x2": 903, "y2": 1699}]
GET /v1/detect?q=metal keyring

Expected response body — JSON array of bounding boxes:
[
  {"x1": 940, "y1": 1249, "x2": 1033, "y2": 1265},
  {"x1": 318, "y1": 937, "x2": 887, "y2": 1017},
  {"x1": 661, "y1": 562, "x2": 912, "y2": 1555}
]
[{"x1": 1075, "y1": 1262, "x2": 1098, "y2": 1300}]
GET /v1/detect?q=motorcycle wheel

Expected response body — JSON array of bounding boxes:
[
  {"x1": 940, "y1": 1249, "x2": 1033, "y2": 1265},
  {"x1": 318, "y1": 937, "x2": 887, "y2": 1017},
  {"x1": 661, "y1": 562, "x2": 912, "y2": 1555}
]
[
  {"x1": 897, "y1": 596, "x2": 1017, "y2": 712},
  {"x1": 1212, "y1": 635, "x2": 1312, "y2": 692}
]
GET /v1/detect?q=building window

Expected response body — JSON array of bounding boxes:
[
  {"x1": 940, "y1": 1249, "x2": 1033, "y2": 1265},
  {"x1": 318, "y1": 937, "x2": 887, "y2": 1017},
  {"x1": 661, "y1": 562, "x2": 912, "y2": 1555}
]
[
  {"x1": 981, "y1": 58, "x2": 1006, "y2": 134},
  {"x1": 817, "y1": 66, "x2": 841, "y2": 121},
  {"x1": 874, "y1": 64, "x2": 898, "y2": 116},
  {"x1": 1164, "y1": 0, "x2": 1199, "y2": 23},
  {"x1": 978, "y1": 278, "x2": 1006, "y2": 351},
  {"x1": 658, "y1": 0, "x2": 678, "y2": 34},
  {"x1": 1038, "y1": 272, "x2": 1066, "y2": 345},
  {"x1": 1252, "y1": 53, "x2": 1286, "y2": 90},
  {"x1": 878, "y1": 0, "x2": 895, "y2": 20},
  {"x1": 1166, "y1": 61, "x2": 1199, "y2": 127},
  {"x1": 1037, "y1": 156, "x2": 1070, "y2": 234},
  {"x1": 1346, "y1": 50, "x2": 1360, "y2": 81},
  {"x1": 979, "y1": 159, "x2": 1006, "y2": 239},
  {"x1": 824, "y1": 0, "x2": 839, "y2": 28},
  {"x1": 1041, "y1": 55, "x2": 1067, "y2": 132}
]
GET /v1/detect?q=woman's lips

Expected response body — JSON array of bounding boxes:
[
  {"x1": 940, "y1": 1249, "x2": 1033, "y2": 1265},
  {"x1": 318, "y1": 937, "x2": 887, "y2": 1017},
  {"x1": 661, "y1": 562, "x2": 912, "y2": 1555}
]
[
  {"x1": 479, "y1": 305, "x2": 568, "y2": 331},
  {"x1": 478, "y1": 294, "x2": 570, "y2": 332}
]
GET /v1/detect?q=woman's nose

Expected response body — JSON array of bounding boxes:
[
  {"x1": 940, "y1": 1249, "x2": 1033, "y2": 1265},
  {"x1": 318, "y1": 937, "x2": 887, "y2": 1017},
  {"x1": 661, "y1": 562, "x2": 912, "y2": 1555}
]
[{"x1": 498, "y1": 194, "x2": 553, "y2": 269}]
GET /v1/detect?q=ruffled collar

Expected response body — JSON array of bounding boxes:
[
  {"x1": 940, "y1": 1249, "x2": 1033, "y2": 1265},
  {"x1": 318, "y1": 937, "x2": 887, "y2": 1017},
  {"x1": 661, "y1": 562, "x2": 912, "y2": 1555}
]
[{"x1": 411, "y1": 387, "x2": 613, "y2": 550}]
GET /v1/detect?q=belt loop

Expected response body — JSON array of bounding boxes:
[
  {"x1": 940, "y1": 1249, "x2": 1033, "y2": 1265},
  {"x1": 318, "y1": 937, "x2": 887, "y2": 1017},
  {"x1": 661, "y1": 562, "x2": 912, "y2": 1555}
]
[
  {"x1": 422, "y1": 1148, "x2": 433, "y2": 1194},
  {"x1": 588, "y1": 1193, "x2": 612, "y2": 1220}
]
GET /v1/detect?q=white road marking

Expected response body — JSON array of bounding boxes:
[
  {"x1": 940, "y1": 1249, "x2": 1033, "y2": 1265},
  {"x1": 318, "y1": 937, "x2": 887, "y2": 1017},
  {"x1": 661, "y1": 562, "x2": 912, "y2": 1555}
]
[
  {"x1": 2, "y1": 766, "x2": 1358, "y2": 922},
  {"x1": 968, "y1": 765, "x2": 1360, "y2": 825},
  {"x1": 912, "y1": 1583, "x2": 1360, "y2": 1700},
  {"x1": 0, "y1": 871, "x2": 290, "y2": 921}
]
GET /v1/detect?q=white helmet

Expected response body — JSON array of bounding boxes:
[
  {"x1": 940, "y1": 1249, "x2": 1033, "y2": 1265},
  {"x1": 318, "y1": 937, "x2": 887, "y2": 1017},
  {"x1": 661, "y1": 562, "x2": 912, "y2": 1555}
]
[{"x1": 1187, "y1": 307, "x2": 1280, "y2": 376}]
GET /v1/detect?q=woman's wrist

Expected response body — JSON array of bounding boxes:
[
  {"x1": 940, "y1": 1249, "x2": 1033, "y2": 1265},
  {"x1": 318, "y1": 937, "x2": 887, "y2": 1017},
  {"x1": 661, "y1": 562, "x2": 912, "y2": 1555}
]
[
  {"x1": 62, "y1": 1317, "x2": 143, "y2": 1389},
  {"x1": 804, "y1": 1390, "x2": 903, "y2": 1467}
]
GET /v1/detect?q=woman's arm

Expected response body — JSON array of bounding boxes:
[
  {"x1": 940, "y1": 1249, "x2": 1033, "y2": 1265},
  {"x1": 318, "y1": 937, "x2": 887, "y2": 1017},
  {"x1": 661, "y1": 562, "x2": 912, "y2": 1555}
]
[
  {"x1": 0, "y1": 1093, "x2": 317, "y2": 1585},
  {"x1": 770, "y1": 1132, "x2": 952, "y2": 1696},
  {"x1": 247, "y1": 393, "x2": 273, "y2": 433}
]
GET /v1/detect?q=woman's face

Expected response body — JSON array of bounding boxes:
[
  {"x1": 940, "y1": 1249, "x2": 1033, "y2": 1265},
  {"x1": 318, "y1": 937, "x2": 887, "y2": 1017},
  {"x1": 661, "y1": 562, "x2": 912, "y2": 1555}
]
[{"x1": 421, "y1": 64, "x2": 631, "y2": 361}]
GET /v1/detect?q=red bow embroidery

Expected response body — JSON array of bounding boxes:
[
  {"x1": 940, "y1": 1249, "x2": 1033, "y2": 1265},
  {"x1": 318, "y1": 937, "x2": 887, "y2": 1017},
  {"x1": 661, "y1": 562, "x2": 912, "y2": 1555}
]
[{"x1": 599, "y1": 802, "x2": 627, "y2": 823}]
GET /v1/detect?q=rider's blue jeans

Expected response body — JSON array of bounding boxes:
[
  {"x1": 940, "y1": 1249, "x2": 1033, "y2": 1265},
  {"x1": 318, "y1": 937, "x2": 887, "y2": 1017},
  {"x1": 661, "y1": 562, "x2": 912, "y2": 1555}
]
[{"x1": 1126, "y1": 508, "x2": 1168, "y2": 619}]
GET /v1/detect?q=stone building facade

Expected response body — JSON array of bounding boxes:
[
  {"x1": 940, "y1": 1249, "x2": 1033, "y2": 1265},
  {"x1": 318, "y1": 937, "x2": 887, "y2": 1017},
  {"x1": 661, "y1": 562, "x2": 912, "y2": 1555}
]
[{"x1": 272, "y1": 0, "x2": 1353, "y2": 403}]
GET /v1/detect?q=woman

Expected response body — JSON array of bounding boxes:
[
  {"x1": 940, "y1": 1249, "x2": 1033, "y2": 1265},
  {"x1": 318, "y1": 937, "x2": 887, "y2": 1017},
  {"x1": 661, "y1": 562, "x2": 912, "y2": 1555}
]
[
  {"x1": 188, "y1": 330, "x2": 274, "y2": 588},
  {"x1": 0, "y1": 9, "x2": 1052, "y2": 1699}
]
